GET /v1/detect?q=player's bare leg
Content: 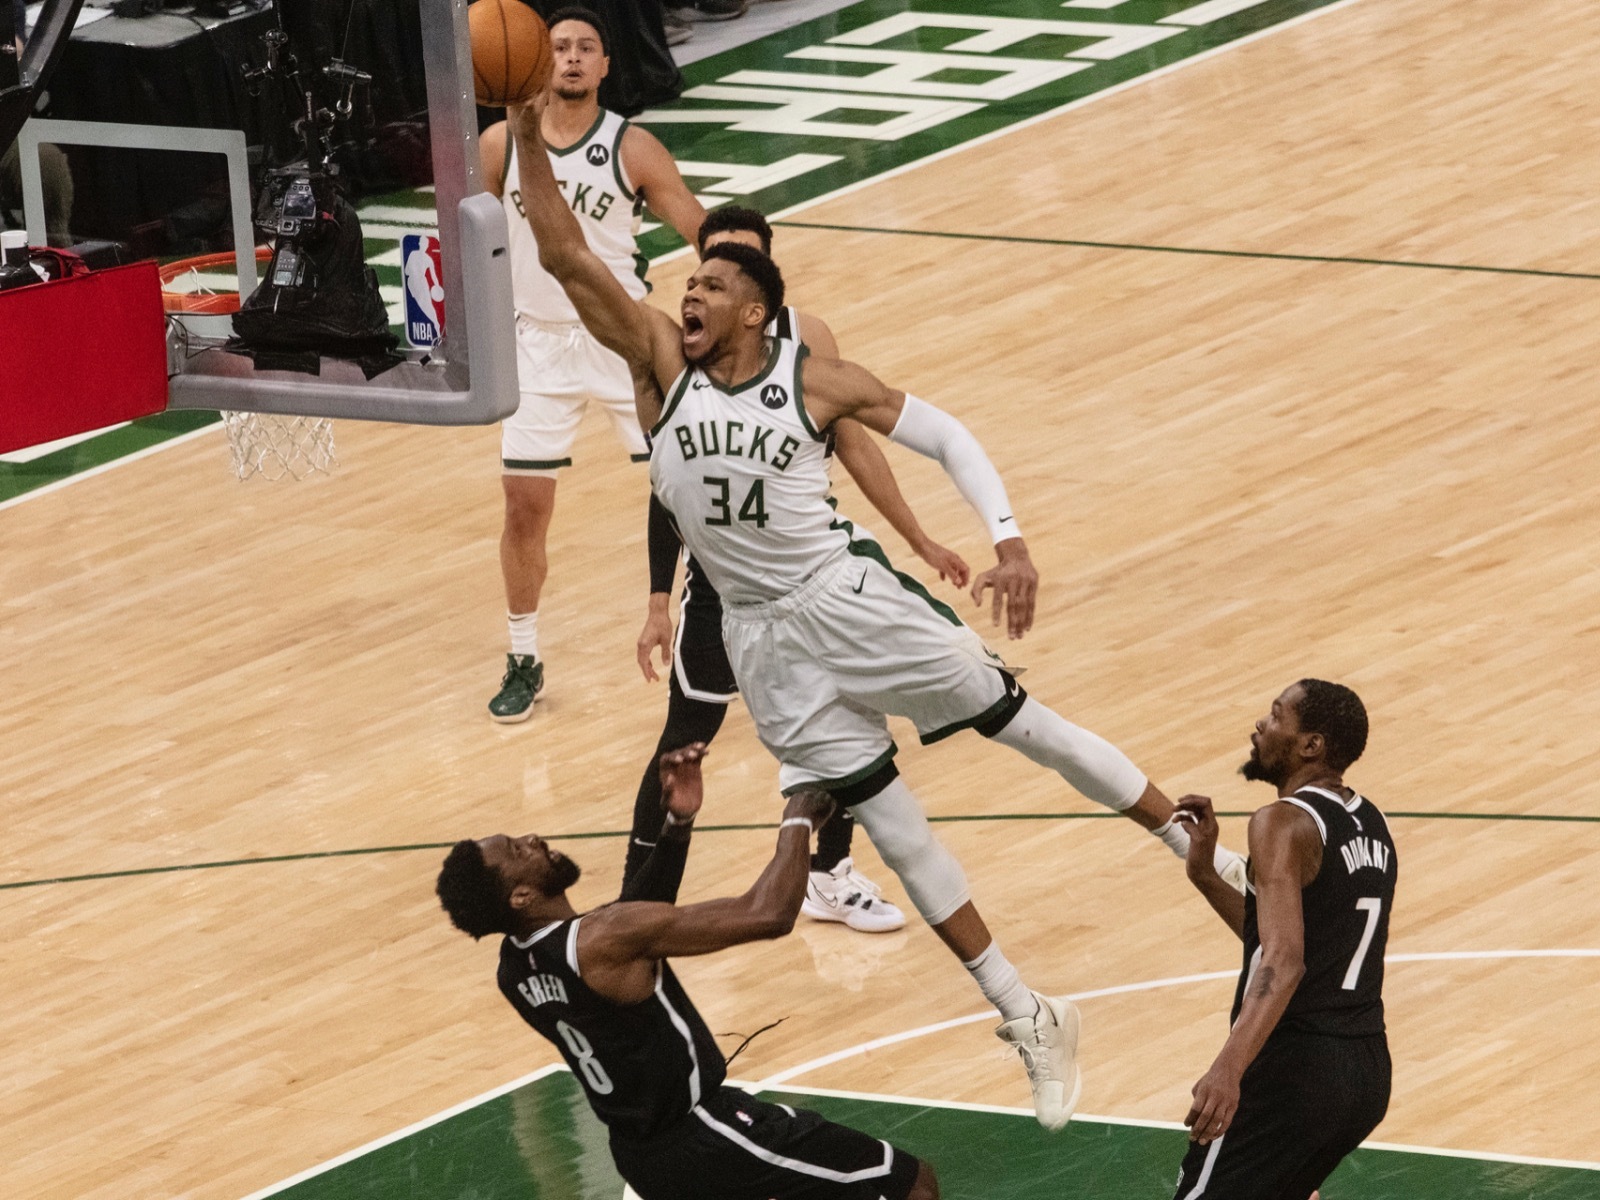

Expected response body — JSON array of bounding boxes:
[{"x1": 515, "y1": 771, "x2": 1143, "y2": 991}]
[{"x1": 491, "y1": 475, "x2": 556, "y2": 722}]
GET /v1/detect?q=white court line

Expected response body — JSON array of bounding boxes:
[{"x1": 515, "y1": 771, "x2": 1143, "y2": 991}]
[
  {"x1": 754, "y1": 968, "x2": 1237, "y2": 1088},
  {"x1": 238, "y1": 1063, "x2": 567, "y2": 1200},
  {"x1": 3, "y1": 0, "x2": 1370, "y2": 515},
  {"x1": 244, "y1": 949, "x2": 1600, "y2": 1196},
  {"x1": 757, "y1": 950, "x2": 1600, "y2": 1091},
  {"x1": 0, "y1": 422, "x2": 224, "y2": 515}
]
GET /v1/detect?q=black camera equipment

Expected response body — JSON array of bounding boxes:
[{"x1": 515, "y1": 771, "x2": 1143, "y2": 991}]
[{"x1": 230, "y1": 1, "x2": 396, "y2": 370}]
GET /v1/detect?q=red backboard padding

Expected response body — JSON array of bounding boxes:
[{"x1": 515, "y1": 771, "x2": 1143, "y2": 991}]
[{"x1": 2, "y1": 260, "x2": 169, "y2": 455}]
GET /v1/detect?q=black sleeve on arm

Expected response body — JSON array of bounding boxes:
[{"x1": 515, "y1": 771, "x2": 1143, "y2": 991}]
[
  {"x1": 648, "y1": 492, "x2": 681, "y2": 595},
  {"x1": 618, "y1": 827, "x2": 691, "y2": 904}
]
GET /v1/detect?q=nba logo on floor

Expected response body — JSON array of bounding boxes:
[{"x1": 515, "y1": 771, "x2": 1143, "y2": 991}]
[{"x1": 401, "y1": 233, "x2": 446, "y2": 349}]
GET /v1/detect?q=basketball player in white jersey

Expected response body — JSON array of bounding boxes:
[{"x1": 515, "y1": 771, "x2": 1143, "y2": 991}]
[
  {"x1": 478, "y1": 7, "x2": 706, "y2": 722},
  {"x1": 505, "y1": 95, "x2": 1247, "y2": 1131}
]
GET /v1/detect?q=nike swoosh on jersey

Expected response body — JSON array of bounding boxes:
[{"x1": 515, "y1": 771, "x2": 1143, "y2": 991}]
[{"x1": 852, "y1": 569, "x2": 867, "y2": 593}]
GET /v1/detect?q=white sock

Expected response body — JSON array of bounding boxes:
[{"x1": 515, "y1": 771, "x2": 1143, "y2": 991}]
[
  {"x1": 962, "y1": 942, "x2": 1036, "y2": 1022},
  {"x1": 1152, "y1": 817, "x2": 1191, "y2": 859},
  {"x1": 508, "y1": 611, "x2": 539, "y2": 659}
]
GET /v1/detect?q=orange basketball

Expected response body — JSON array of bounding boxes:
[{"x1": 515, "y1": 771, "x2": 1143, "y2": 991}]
[{"x1": 469, "y1": 0, "x2": 552, "y2": 108}]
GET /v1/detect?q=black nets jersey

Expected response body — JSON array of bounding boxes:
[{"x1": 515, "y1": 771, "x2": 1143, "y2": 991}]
[
  {"x1": 498, "y1": 915, "x2": 728, "y2": 1140},
  {"x1": 1233, "y1": 786, "x2": 1397, "y2": 1039}
]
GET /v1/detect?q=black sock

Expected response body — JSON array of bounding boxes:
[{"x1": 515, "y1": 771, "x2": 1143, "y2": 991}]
[{"x1": 811, "y1": 808, "x2": 854, "y2": 873}]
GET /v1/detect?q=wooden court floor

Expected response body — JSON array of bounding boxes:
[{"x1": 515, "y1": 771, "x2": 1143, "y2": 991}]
[{"x1": 4, "y1": 1, "x2": 1599, "y2": 1195}]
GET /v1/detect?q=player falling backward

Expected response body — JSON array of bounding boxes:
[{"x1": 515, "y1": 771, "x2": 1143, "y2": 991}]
[
  {"x1": 437, "y1": 746, "x2": 940, "y2": 1200},
  {"x1": 1171, "y1": 681, "x2": 1394, "y2": 1200},
  {"x1": 506, "y1": 96, "x2": 1247, "y2": 1128},
  {"x1": 626, "y1": 205, "x2": 978, "y2": 935}
]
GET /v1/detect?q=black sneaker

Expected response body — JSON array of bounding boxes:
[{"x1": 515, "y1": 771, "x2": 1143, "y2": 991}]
[
  {"x1": 678, "y1": 0, "x2": 747, "y2": 21},
  {"x1": 488, "y1": 654, "x2": 544, "y2": 723}
]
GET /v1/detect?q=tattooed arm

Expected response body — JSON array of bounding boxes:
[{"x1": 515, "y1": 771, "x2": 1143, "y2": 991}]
[{"x1": 1183, "y1": 803, "x2": 1321, "y2": 1145}]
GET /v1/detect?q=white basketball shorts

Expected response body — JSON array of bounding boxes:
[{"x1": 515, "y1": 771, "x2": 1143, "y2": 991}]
[
  {"x1": 502, "y1": 316, "x2": 648, "y2": 475},
  {"x1": 721, "y1": 541, "x2": 1024, "y2": 796}
]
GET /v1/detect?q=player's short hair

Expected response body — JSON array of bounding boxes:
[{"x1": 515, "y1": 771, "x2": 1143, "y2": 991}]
[
  {"x1": 437, "y1": 839, "x2": 512, "y2": 939},
  {"x1": 1293, "y1": 679, "x2": 1369, "y2": 771},
  {"x1": 547, "y1": 5, "x2": 609, "y2": 55},
  {"x1": 702, "y1": 242, "x2": 785, "y2": 326},
  {"x1": 697, "y1": 205, "x2": 774, "y2": 255}
]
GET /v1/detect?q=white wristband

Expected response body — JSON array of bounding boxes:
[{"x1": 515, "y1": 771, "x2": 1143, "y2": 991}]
[{"x1": 779, "y1": 817, "x2": 815, "y2": 834}]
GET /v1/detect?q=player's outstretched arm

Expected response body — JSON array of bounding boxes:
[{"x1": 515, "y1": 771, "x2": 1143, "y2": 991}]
[
  {"x1": 506, "y1": 99, "x2": 684, "y2": 422},
  {"x1": 617, "y1": 744, "x2": 707, "y2": 905},
  {"x1": 1175, "y1": 795, "x2": 1247, "y2": 937},
  {"x1": 581, "y1": 790, "x2": 834, "y2": 979},
  {"x1": 833, "y1": 420, "x2": 970, "y2": 587},
  {"x1": 1184, "y1": 803, "x2": 1318, "y2": 1146},
  {"x1": 803, "y1": 313, "x2": 964, "y2": 582},
  {"x1": 804, "y1": 356, "x2": 1036, "y2": 638}
]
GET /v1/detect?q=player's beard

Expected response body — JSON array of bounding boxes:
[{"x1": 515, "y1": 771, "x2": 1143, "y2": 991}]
[
  {"x1": 1239, "y1": 747, "x2": 1282, "y2": 787},
  {"x1": 539, "y1": 853, "x2": 582, "y2": 896},
  {"x1": 554, "y1": 81, "x2": 591, "y2": 102}
]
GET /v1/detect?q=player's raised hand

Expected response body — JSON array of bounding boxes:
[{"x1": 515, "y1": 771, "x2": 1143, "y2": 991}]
[
  {"x1": 914, "y1": 535, "x2": 970, "y2": 589},
  {"x1": 781, "y1": 788, "x2": 835, "y2": 833},
  {"x1": 507, "y1": 84, "x2": 552, "y2": 146},
  {"x1": 658, "y1": 743, "x2": 708, "y2": 824},
  {"x1": 1185, "y1": 1058, "x2": 1242, "y2": 1145},
  {"x1": 637, "y1": 598, "x2": 674, "y2": 682},
  {"x1": 971, "y1": 537, "x2": 1038, "y2": 640},
  {"x1": 1174, "y1": 794, "x2": 1220, "y2": 879}
]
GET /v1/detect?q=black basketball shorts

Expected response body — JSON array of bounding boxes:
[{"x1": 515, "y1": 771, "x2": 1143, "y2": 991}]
[
  {"x1": 1172, "y1": 1030, "x2": 1391, "y2": 1200},
  {"x1": 610, "y1": 1087, "x2": 922, "y2": 1200},
  {"x1": 674, "y1": 586, "x2": 738, "y2": 703}
]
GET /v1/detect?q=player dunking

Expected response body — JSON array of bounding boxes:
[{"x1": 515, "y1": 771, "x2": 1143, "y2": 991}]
[
  {"x1": 436, "y1": 747, "x2": 940, "y2": 1200},
  {"x1": 479, "y1": 7, "x2": 705, "y2": 722},
  {"x1": 626, "y1": 205, "x2": 974, "y2": 935},
  {"x1": 505, "y1": 95, "x2": 1245, "y2": 1128},
  {"x1": 1173, "y1": 681, "x2": 1394, "y2": 1199}
]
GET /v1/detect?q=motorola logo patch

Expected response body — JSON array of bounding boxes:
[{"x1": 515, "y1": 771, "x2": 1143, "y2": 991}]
[
  {"x1": 586, "y1": 144, "x2": 610, "y2": 167},
  {"x1": 760, "y1": 384, "x2": 787, "y2": 410}
]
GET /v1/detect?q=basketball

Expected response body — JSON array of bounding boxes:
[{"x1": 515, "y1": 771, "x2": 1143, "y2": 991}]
[{"x1": 469, "y1": 0, "x2": 551, "y2": 109}]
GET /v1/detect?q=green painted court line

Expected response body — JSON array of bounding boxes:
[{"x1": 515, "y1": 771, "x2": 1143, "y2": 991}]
[
  {"x1": 0, "y1": 410, "x2": 220, "y2": 505},
  {"x1": 4, "y1": 810, "x2": 1594, "y2": 893},
  {"x1": 776, "y1": 219, "x2": 1600, "y2": 282},
  {"x1": 250, "y1": 1069, "x2": 1600, "y2": 1200}
]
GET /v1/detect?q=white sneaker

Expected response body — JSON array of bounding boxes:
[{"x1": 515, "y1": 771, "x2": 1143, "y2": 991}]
[
  {"x1": 1217, "y1": 849, "x2": 1249, "y2": 895},
  {"x1": 995, "y1": 991, "x2": 1081, "y2": 1131},
  {"x1": 800, "y1": 857, "x2": 906, "y2": 933}
]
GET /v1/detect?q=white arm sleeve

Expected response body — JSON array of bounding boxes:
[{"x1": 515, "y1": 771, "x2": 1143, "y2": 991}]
[{"x1": 888, "y1": 394, "x2": 1020, "y2": 544}]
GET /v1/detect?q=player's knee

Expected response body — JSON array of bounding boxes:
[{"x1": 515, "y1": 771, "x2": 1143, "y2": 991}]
[
  {"x1": 851, "y1": 780, "x2": 969, "y2": 924},
  {"x1": 502, "y1": 477, "x2": 556, "y2": 530},
  {"x1": 907, "y1": 1158, "x2": 940, "y2": 1200}
]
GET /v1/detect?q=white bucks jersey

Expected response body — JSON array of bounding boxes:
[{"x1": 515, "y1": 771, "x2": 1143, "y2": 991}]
[
  {"x1": 650, "y1": 338, "x2": 851, "y2": 603},
  {"x1": 504, "y1": 109, "x2": 647, "y2": 324}
]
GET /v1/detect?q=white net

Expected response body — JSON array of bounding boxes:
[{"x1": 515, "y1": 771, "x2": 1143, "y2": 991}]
[{"x1": 221, "y1": 411, "x2": 338, "y2": 481}]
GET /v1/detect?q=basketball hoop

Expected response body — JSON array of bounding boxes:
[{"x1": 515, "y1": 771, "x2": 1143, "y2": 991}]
[{"x1": 162, "y1": 249, "x2": 338, "y2": 481}]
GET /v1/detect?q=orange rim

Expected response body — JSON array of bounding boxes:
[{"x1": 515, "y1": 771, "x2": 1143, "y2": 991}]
[{"x1": 161, "y1": 248, "x2": 273, "y2": 314}]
